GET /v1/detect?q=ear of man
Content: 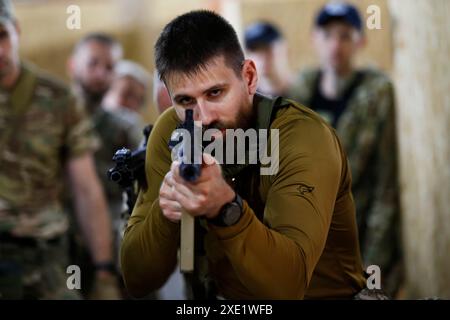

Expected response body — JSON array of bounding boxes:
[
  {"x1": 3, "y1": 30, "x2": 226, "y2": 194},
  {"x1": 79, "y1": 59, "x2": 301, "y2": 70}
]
[{"x1": 242, "y1": 59, "x2": 258, "y2": 95}]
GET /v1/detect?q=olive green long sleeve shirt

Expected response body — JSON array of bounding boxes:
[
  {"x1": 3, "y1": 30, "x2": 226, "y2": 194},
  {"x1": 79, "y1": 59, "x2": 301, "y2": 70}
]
[{"x1": 120, "y1": 95, "x2": 366, "y2": 299}]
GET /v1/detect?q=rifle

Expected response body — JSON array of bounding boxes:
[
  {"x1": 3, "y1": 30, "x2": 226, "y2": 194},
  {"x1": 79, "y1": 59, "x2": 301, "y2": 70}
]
[
  {"x1": 169, "y1": 109, "x2": 202, "y2": 273},
  {"x1": 107, "y1": 125, "x2": 152, "y2": 216}
]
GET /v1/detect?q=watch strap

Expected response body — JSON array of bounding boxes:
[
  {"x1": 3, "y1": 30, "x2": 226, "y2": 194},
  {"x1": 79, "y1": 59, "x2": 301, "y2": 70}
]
[{"x1": 209, "y1": 193, "x2": 242, "y2": 227}]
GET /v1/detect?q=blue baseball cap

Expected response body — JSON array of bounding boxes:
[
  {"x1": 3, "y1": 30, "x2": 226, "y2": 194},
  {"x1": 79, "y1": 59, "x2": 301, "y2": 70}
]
[
  {"x1": 244, "y1": 22, "x2": 282, "y2": 50},
  {"x1": 315, "y1": 2, "x2": 363, "y2": 32},
  {"x1": 0, "y1": 0, "x2": 15, "y2": 25}
]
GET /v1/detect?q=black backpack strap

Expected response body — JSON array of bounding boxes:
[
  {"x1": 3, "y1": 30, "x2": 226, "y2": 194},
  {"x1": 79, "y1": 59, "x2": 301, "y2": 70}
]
[
  {"x1": 268, "y1": 95, "x2": 294, "y2": 127},
  {"x1": 269, "y1": 96, "x2": 284, "y2": 123}
]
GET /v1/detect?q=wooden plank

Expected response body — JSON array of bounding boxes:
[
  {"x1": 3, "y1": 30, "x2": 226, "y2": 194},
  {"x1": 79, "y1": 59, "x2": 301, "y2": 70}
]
[{"x1": 180, "y1": 211, "x2": 194, "y2": 272}]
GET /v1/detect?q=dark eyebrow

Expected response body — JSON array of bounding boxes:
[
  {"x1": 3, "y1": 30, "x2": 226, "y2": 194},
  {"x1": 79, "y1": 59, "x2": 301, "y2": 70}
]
[
  {"x1": 173, "y1": 94, "x2": 193, "y2": 102},
  {"x1": 173, "y1": 83, "x2": 228, "y2": 102},
  {"x1": 203, "y1": 83, "x2": 227, "y2": 94}
]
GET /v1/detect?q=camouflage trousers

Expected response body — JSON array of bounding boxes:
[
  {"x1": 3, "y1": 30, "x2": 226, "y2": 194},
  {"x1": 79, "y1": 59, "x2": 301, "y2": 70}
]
[{"x1": 0, "y1": 234, "x2": 81, "y2": 300}]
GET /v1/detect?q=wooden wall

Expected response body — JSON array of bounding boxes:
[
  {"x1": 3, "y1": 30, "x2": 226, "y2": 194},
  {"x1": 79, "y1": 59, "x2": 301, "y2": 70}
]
[{"x1": 388, "y1": 0, "x2": 450, "y2": 299}]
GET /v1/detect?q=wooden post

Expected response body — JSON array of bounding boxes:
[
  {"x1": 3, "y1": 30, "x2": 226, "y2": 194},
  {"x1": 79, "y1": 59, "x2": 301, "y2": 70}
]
[{"x1": 388, "y1": 0, "x2": 450, "y2": 299}]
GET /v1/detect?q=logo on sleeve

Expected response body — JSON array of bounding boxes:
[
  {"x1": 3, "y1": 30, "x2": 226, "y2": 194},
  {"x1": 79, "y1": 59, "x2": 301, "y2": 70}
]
[{"x1": 298, "y1": 183, "x2": 314, "y2": 196}]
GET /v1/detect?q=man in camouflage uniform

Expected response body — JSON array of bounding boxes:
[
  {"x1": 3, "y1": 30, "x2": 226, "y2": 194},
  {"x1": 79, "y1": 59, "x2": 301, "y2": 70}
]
[
  {"x1": 288, "y1": 2, "x2": 402, "y2": 297},
  {"x1": 152, "y1": 71, "x2": 173, "y2": 114},
  {"x1": 68, "y1": 34, "x2": 142, "y2": 280},
  {"x1": 0, "y1": 0, "x2": 117, "y2": 299}
]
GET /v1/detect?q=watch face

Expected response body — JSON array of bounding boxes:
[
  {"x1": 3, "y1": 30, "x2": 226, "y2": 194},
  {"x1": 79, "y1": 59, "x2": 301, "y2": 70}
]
[{"x1": 223, "y1": 202, "x2": 241, "y2": 226}]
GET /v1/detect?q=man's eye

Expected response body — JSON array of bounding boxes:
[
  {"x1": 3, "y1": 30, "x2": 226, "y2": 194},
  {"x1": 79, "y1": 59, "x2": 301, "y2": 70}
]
[
  {"x1": 179, "y1": 98, "x2": 193, "y2": 105},
  {"x1": 209, "y1": 89, "x2": 222, "y2": 97}
]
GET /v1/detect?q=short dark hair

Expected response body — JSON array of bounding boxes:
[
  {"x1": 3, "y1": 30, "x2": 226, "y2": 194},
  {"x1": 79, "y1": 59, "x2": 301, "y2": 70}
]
[
  {"x1": 73, "y1": 32, "x2": 123, "y2": 56},
  {"x1": 155, "y1": 10, "x2": 244, "y2": 82}
]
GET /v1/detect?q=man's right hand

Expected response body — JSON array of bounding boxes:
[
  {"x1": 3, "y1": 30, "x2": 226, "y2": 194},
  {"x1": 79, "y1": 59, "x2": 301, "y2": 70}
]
[{"x1": 159, "y1": 154, "x2": 234, "y2": 223}]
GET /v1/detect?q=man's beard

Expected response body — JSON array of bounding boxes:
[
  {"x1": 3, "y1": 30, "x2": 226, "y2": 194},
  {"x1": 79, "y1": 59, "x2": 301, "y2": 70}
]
[
  {"x1": 204, "y1": 102, "x2": 255, "y2": 134},
  {"x1": 202, "y1": 102, "x2": 257, "y2": 165},
  {"x1": 0, "y1": 60, "x2": 13, "y2": 84},
  {"x1": 75, "y1": 78, "x2": 108, "y2": 107}
]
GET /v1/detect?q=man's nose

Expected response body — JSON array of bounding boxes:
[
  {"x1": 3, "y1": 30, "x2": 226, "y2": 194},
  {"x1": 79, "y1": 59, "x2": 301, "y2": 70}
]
[
  {"x1": 329, "y1": 36, "x2": 342, "y2": 52},
  {"x1": 93, "y1": 65, "x2": 110, "y2": 78},
  {"x1": 196, "y1": 100, "x2": 215, "y2": 126}
]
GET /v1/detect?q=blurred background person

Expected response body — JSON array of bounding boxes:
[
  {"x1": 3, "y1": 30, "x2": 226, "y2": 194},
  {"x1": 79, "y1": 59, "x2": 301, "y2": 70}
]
[
  {"x1": 152, "y1": 71, "x2": 172, "y2": 114},
  {"x1": 0, "y1": 0, "x2": 117, "y2": 299},
  {"x1": 101, "y1": 60, "x2": 157, "y2": 296},
  {"x1": 103, "y1": 59, "x2": 151, "y2": 115},
  {"x1": 288, "y1": 2, "x2": 402, "y2": 297},
  {"x1": 244, "y1": 21, "x2": 294, "y2": 97},
  {"x1": 68, "y1": 33, "x2": 141, "y2": 298},
  {"x1": 69, "y1": 33, "x2": 122, "y2": 113},
  {"x1": 68, "y1": 33, "x2": 123, "y2": 113}
]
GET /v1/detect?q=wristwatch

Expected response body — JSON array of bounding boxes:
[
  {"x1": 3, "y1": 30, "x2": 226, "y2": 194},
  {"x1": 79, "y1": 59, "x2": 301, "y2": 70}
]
[{"x1": 208, "y1": 193, "x2": 243, "y2": 227}]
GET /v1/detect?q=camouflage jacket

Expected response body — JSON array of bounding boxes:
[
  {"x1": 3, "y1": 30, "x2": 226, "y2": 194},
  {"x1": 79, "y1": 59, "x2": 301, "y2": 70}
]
[
  {"x1": 288, "y1": 68, "x2": 401, "y2": 287},
  {"x1": 0, "y1": 63, "x2": 98, "y2": 239}
]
